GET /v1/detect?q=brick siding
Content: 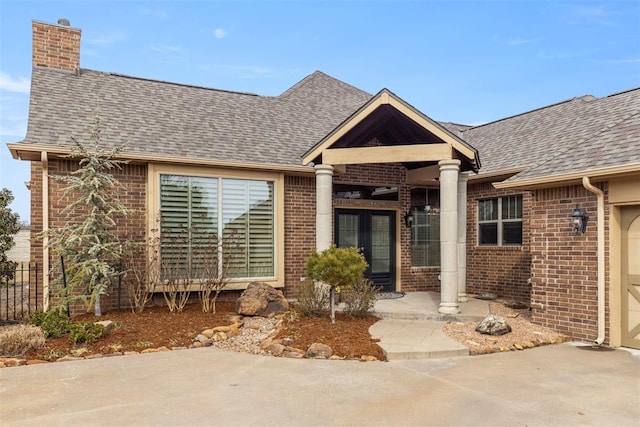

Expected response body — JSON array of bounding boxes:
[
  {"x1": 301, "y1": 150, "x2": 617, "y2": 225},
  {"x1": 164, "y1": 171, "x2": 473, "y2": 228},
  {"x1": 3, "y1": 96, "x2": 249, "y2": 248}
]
[
  {"x1": 30, "y1": 159, "x2": 147, "y2": 314},
  {"x1": 529, "y1": 184, "x2": 609, "y2": 343},
  {"x1": 466, "y1": 182, "x2": 533, "y2": 302}
]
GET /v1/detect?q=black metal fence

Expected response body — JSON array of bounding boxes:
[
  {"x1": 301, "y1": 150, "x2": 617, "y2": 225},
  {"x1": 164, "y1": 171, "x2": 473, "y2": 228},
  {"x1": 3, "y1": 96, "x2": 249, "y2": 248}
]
[{"x1": 0, "y1": 263, "x2": 39, "y2": 323}]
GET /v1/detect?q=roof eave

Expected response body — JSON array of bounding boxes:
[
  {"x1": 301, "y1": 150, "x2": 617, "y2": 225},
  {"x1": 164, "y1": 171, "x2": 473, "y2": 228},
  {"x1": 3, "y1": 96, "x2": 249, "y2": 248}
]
[
  {"x1": 7, "y1": 143, "x2": 315, "y2": 175},
  {"x1": 493, "y1": 163, "x2": 640, "y2": 190}
]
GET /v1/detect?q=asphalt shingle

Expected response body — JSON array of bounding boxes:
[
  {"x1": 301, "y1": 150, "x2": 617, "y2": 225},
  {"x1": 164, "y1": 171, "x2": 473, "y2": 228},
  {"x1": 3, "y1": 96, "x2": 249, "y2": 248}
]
[{"x1": 20, "y1": 68, "x2": 372, "y2": 167}]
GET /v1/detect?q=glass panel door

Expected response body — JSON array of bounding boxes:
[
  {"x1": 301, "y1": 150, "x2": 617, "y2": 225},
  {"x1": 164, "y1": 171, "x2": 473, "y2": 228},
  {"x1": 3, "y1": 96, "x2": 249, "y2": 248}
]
[
  {"x1": 335, "y1": 209, "x2": 396, "y2": 292},
  {"x1": 371, "y1": 215, "x2": 390, "y2": 274}
]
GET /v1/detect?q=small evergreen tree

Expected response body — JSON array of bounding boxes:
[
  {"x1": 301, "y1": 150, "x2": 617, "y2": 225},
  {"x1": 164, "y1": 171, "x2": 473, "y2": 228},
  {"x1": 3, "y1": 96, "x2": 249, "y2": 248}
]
[
  {"x1": 47, "y1": 115, "x2": 128, "y2": 316},
  {"x1": 305, "y1": 246, "x2": 367, "y2": 324},
  {"x1": 0, "y1": 188, "x2": 20, "y2": 281}
]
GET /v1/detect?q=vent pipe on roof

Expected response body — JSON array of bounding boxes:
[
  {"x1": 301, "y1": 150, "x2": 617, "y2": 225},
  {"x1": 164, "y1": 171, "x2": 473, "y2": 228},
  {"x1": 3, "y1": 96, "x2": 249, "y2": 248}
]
[{"x1": 57, "y1": 18, "x2": 70, "y2": 26}]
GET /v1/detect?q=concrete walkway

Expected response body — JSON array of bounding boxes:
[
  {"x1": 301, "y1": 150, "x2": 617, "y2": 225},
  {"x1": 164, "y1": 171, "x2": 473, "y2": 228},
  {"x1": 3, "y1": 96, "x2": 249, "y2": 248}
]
[
  {"x1": 370, "y1": 292, "x2": 490, "y2": 360},
  {"x1": 2, "y1": 343, "x2": 638, "y2": 426}
]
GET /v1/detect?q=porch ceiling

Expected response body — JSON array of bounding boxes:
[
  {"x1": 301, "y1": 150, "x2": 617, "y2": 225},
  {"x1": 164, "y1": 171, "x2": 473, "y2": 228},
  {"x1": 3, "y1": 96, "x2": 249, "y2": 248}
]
[{"x1": 302, "y1": 89, "x2": 480, "y2": 172}]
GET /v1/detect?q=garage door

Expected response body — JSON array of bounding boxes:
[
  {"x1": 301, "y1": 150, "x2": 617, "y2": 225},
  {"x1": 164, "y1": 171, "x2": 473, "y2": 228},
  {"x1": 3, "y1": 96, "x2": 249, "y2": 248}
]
[{"x1": 621, "y1": 206, "x2": 640, "y2": 349}]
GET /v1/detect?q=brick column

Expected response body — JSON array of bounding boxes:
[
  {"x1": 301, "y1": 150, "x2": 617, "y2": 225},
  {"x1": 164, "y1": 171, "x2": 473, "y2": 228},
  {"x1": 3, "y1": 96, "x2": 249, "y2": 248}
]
[
  {"x1": 315, "y1": 165, "x2": 333, "y2": 251},
  {"x1": 457, "y1": 172, "x2": 468, "y2": 302},
  {"x1": 438, "y1": 160, "x2": 460, "y2": 314}
]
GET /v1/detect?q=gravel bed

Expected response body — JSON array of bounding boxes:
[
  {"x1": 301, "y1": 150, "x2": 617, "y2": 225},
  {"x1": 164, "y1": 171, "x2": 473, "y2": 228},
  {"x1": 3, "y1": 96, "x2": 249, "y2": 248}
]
[
  {"x1": 442, "y1": 301, "x2": 569, "y2": 355},
  {"x1": 210, "y1": 316, "x2": 282, "y2": 356}
]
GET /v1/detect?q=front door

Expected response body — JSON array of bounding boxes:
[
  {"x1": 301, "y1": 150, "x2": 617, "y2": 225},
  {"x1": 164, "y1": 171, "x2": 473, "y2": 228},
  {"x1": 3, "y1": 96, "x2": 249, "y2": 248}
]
[
  {"x1": 335, "y1": 209, "x2": 396, "y2": 292},
  {"x1": 621, "y1": 206, "x2": 640, "y2": 349}
]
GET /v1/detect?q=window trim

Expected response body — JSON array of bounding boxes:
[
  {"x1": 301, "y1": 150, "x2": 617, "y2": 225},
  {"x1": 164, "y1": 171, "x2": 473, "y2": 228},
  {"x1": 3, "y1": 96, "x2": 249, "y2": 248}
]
[
  {"x1": 477, "y1": 196, "x2": 523, "y2": 246},
  {"x1": 149, "y1": 164, "x2": 285, "y2": 290}
]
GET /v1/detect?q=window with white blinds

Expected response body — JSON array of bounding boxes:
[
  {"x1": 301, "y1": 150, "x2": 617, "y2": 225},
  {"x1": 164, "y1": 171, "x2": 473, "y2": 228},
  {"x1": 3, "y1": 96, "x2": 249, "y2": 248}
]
[{"x1": 160, "y1": 174, "x2": 274, "y2": 281}]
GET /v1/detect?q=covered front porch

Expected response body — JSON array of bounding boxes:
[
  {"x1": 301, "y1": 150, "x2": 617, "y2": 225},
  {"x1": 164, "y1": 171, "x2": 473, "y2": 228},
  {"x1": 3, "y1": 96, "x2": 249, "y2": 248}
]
[{"x1": 303, "y1": 89, "x2": 480, "y2": 315}]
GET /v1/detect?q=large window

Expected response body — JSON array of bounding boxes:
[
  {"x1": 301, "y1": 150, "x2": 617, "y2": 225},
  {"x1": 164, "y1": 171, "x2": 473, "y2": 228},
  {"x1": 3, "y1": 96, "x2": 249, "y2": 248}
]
[
  {"x1": 160, "y1": 174, "x2": 275, "y2": 281},
  {"x1": 410, "y1": 188, "x2": 440, "y2": 267},
  {"x1": 478, "y1": 195, "x2": 523, "y2": 245}
]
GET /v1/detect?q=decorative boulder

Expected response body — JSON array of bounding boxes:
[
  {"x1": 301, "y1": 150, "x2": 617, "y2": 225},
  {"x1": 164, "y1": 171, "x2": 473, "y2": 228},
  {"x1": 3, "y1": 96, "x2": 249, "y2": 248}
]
[
  {"x1": 475, "y1": 315, "x2": 512, "y2": 336},
  {"x1": 236, "y1": 282, "x2": 289, "y2": 317},
  {"x1": 306, "y1": 343, "x2": 333, "y2": 359}
]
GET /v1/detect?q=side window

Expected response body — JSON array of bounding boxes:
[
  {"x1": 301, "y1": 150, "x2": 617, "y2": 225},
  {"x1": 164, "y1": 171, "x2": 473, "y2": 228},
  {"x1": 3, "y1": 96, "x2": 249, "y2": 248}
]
[
  {"x1": 410, "y1": 187, "x2": 440, "y2": 267},
  {"x1": 478, "y1": 196, "x2": 522, "y2": 246}
]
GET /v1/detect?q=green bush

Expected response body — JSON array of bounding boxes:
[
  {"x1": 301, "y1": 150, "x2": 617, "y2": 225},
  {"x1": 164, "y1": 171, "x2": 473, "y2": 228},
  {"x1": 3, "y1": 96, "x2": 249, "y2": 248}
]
[
  {"x1": 340, "y1": 279, "x2": 380, "y2": 317},
  {"x1": 68, "y1": 322, "x2": 105, "y2": 345},
  {"x1": 0, "y1": 324, "x2": 46, "y2": 356},
  {"x1": 30, "y1": 310, "x2": 71, "y2": 338},
  {"x1": 305, "y1": 246, "x2": 368, "y2": 292},
  {"x1": 294, "y1": 280, "x2": 330, "y2": 317}
]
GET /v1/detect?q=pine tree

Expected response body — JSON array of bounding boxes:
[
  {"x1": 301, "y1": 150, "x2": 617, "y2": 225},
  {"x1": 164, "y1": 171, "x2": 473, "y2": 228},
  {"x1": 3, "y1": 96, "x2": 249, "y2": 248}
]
[{"x1": 47, "y1": 115, "x2": 128, "y2": 316}]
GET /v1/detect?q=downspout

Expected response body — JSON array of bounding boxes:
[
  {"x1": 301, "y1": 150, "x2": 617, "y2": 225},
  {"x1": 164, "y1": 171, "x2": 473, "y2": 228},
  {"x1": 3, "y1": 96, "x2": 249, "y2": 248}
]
[
  {"x1": 582, "y1": 177, "x2": 605, "y2": 346},
  {"x1": 41, "y1": 151, "x2": 49, "y2": 311}
]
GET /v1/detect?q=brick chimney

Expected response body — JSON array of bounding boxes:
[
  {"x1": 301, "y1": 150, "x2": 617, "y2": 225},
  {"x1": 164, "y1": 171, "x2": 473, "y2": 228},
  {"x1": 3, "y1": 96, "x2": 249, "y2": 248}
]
[{"x1": 32, "y1": 18, "x2": 81, "y2": 72}]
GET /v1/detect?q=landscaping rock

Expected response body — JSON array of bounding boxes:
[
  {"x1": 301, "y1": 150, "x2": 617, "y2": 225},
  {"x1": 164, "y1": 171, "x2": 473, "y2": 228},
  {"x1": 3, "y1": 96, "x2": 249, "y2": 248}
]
[
  {"x1": 268, "y1": 343, "x2": 285, "y2": 356},
  {"x1": 236, "y1": 282, "x2": 289, "y2": 316},
  {"x1": 306, "y1": 343, "x2": 333, "y2": 359},
  {"x1": 475, "y1": 315, "x2": 512, "y2": 336},
  {"x1": 95, "y1": 320, "x2": 114, "y2": 333}
]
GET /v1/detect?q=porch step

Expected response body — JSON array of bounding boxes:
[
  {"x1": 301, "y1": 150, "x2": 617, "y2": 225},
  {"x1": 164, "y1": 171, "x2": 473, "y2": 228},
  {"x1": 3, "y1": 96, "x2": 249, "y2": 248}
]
[
  {"x1": 369, "y1": 319, "x2": 469, "y2": 361},
  {"x1": 374, "y1": 310, "x2": 486, "y2": 323}
]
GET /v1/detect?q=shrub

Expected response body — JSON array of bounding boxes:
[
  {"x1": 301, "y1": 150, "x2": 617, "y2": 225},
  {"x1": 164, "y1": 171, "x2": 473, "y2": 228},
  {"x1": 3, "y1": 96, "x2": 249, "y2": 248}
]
[
  {"x1": 305, "y1": 246, "x2": 368, "y2": 292},
  {"x1": 294, "y1": 280, "x2": 330, "y2": 317},
  {"x1": 30, "y1": 310, "x2": 71, "y2": 338},
  {"x1": 68, "y1": 322, "x2": 105, "y2": 345},
  {"x1": 340, "y1": 279, "x2": 380, "y2": 317},
  {"x1": 0, "y1": 324, "x2": 46, "y2": 356},
  {"x1": 305, "y1": 246, "x2": 368, "y2": 323}
]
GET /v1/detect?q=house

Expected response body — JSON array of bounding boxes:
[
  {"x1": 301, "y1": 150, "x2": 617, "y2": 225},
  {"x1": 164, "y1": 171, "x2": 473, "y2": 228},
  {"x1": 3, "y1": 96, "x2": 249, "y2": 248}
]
[{"x1": 7, "y1": 19, "x2": 640, "y2": 350}]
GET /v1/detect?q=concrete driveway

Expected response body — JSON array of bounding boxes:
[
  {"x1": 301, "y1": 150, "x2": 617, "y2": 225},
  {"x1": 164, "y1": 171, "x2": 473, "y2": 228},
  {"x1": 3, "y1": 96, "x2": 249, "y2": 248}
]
[{"x1": 1, "y1": 343, "x2": 638, "y2": 426}]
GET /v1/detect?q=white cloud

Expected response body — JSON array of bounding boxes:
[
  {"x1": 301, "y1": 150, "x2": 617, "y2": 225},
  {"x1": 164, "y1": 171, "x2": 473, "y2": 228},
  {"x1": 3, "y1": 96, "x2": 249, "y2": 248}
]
[
  {"x1": 87, "y1": 31, "x2": 126, "y2": 46},
  {"x1": 214, "y1": 28, "x2": 227, "y2": 39},
  {"x1": 507, "y1": 37, "x2": 544, "y2": 46},
  {"x1": 0, "y1": 73, "x2": 30, "y2": 94}
]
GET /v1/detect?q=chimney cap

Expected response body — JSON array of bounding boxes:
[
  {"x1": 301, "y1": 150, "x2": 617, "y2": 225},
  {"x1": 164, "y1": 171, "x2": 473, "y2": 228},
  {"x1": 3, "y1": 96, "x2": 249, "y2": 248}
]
[{"x1": 57, "y1": 18, "x2": 70, "y2": 26}]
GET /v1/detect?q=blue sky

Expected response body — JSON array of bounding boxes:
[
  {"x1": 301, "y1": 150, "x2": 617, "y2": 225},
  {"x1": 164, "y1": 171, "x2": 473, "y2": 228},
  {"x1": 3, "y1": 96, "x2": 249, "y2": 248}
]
[{"x1": 1, "y1": 0, "x2": 639, "y2": 222}]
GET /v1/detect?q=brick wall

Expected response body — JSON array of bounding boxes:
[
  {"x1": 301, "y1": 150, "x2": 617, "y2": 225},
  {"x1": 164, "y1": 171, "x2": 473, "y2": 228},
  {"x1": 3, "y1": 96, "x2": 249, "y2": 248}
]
[
  {"x1": 32, "y1": 20, "x2": 81, "y2": 72},
  {"x1": 529, "y1": 184, "x2": 608, "y2": 343},
  {"x1": 30, "y1": 158, "x2": 147, "y2": 314},
  {"x1": 283, "y1": 175, "x2": 316, "y2": 299},
  {"x1": 466, "y1": 182, "x2": 533, "y2": 301}
]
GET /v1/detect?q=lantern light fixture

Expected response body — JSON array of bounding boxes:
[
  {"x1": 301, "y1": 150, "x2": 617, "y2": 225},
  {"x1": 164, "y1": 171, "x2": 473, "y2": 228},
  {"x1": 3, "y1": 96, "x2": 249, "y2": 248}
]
[{"x1": 571, "y1": 204, "x2": 588, "y2": 235}]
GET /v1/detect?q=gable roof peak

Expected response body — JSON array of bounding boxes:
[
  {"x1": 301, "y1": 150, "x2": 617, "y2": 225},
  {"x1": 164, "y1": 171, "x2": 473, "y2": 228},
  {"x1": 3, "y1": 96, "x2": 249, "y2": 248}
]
[{"x1": 279, "y1": 70, "x2": 371, "y2": 99}]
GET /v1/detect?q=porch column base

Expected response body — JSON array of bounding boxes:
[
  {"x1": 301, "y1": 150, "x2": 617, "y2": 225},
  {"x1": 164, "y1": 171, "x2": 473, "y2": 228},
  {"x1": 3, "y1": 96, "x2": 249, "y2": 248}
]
[{"x1": 438, "y1": 302, "x2": 461, "y2": 315}]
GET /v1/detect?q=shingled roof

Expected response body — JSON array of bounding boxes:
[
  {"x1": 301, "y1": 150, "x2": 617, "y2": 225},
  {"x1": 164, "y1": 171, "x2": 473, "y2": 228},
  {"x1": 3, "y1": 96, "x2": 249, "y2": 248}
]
[
  {"x1": 462, "y1": 87, "x2": 640, "y2": 182},
  {"x1": 16, "y1": 67, "x2": 372, "y2": 168}
]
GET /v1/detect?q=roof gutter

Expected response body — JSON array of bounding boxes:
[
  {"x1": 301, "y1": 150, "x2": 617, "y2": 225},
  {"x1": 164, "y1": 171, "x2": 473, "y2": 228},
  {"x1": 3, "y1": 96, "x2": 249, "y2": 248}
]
[
  {"x1": 582, "y1": 176, "x2": 605, "y2": 346},
  {"x1": 8, "y1": 143, "x2": 315, "y2": 175}
]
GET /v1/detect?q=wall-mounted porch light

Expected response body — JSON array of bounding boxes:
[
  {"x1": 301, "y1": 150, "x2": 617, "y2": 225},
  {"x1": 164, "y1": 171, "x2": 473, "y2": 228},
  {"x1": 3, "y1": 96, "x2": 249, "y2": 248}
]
[
  {"x1": 404, "y1": 211, "x2": 414, "y2": 228},
  {"x1": 571, "y1": 204, "x2": 589, "y2": 234}
]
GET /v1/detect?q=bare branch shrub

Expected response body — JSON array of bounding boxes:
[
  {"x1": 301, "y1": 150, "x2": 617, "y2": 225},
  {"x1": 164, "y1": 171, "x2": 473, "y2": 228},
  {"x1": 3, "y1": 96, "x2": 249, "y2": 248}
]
[
  {"x1": 122, "y1": 232, "x2": 159, "y2": 314},
  {"x1": 339, "y1": 279, "x2": 380, "y2": 317},
  {"x1": 294, "y1": 280, "x2": 330, "y2": 317},
  {"x1": 0, "y1": 324, "x2": 46, "y2": 356}
]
